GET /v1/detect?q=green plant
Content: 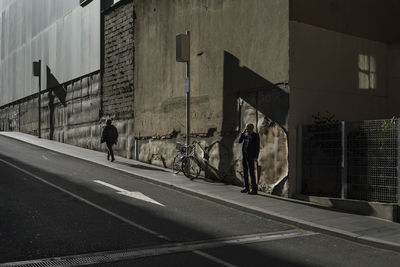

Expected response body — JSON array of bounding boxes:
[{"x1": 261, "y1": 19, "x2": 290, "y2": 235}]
[{"x1": 381, "y1": 117, "x2": 397, "y2": 132}]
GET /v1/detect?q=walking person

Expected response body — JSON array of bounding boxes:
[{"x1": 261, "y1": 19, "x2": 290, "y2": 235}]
[
  {"x1": 101, "y1": 119, "x2": 118, "y2": 162},
  {"x1": 239, "y1": 123, "x2": 260, "y2": 194}
]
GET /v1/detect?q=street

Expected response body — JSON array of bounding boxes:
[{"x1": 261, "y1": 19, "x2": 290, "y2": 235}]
[{"x1": 1, "y1": 135, "x2": 400, "y2": 267}]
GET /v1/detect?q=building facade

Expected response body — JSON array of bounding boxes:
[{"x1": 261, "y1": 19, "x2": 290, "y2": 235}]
[{"x1": 1, "y1": 0, "x2": 399, "y2": 198}]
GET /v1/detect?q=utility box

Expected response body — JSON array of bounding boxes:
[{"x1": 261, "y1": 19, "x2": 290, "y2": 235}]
[
  {"x1": 176, "y1": 34, "x2": 190, "y2": 62},
  {"x1": 32, "y1": 61, "x2": 41, "y2": 77}
]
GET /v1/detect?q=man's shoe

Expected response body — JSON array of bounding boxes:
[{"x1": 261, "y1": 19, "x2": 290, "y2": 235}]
[
  {"x1": 248, "y1": 191, "x2": 257, "y2": 195},
  {"x1": 240, "y1": 188, "x2": 249, "y2": 193},
  {"x1": 111, "y1": 158, "x2": 115, "y2": 162}
]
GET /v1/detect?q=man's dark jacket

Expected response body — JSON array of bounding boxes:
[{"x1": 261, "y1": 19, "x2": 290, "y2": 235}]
[
  {"x1": 239, "y1": 132, "x2": 260, "y2": 159},
  {"x1": 101, "y1": 125, "x2": 118, "y2": 144}
]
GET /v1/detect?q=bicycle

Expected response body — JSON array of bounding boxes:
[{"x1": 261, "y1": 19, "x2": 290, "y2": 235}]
[{"x1": 172, "y1": 141, "x2": 203, "y2": 180}]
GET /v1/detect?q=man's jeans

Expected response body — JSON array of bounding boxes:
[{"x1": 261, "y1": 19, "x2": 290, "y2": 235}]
[
  {"x1": 106, "y1": 142, "x2": 115, "y2": 160},
  {"x1": 242, "y1": 153, "x2": 257, "y2": 191}
]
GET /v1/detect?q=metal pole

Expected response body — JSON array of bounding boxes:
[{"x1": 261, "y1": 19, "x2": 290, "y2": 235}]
[
  {"x1": 341, "y1": 121, "x2": 347, "y2": 199},
  {"x1": 397, "y1": 119, "x2": 400, "y2": 205},
  {"x1": 18, "y1": 103, "x2": 20, "y2": 132},
  {"x1": 135, "y1": 139, "x2": 139, "y2": 160},
  {"x1": 255, "y1": 90, "x2": 258, "y2": 132},
  {"x1": 185, "y1": 31, "x2": 190, "y2": 154},
  {"x1": 38, "y1": 60, "x2": 41, "y2": 138}
]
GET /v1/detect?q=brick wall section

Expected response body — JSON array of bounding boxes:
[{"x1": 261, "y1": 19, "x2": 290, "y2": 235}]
[{"x1": 103, "y1": 0, "x2": 135, "y2": 119}]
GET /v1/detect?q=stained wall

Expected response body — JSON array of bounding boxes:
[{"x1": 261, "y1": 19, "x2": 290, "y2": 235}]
[{"x1": 133, "y1": 0, "x2": 290, "y2": 193}]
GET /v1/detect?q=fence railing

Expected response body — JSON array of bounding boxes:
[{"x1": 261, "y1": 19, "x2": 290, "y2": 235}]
[{"x1": 300, "y1": 118, "x2": 399, "y2": 204}]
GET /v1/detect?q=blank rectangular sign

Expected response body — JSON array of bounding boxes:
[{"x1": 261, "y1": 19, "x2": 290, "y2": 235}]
[{"x1": 176, "y1": 34, "x2": 190, "y2": 62}]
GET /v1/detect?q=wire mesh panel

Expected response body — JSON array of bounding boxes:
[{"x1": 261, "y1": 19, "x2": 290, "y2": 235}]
[
  {"x1": 347, "y1": 119, "x2": 398, "y2": 203},
  {"x1": 302, "y1": 124, "x2": 342, "y2": 197}
]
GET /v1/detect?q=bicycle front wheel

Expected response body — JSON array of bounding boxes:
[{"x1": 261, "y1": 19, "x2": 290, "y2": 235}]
[{"x1": 182, "y1": 156, "x2": 201, "y2": 180}]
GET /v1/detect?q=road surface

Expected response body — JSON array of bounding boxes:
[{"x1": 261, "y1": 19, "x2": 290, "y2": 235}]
[{"x1": 1, "y1": 136, "x2": 400, "y2": 266}]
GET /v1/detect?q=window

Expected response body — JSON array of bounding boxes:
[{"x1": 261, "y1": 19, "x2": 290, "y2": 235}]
[{"x1": 358, "y1": 54, "x2": 376, "y2": 89}]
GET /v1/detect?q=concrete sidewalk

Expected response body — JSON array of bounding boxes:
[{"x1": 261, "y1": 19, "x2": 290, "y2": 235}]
[{"x1": 1, "y1": 131, "x2": 400, "y2": 252}]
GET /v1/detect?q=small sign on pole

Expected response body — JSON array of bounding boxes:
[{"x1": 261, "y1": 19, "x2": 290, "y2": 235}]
[
  {"x1": 32, "y1": 61, "x2": 41, "y2": 77},
  {"x1": 184, "y1": 77, "x2": 190, "y2": 93}
]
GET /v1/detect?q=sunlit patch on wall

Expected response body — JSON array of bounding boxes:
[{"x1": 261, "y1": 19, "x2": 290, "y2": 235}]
[{"x1": 358, "y1": 55, "x2": 376, "y2": 89}]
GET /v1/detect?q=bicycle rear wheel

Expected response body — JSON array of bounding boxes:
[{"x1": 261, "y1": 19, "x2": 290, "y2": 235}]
[
  {"x1": 172, "y1": 154, "x2": 183, "y2": 174},
  {"x1": 182, "y1": 156, "x2": 201, "y2": 180}
]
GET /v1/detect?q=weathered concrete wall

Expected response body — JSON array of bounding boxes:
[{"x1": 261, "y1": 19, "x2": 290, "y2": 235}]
[
  {"x1": 0, "y1": 97, "x2": 40, "y2": 135},
  {"x1": 134, "y1": 0, "x2": 290, "y2": 194},
  {"x1": 43, "y1": 73, "x2": 102, "y2": 149},
  {"x1": 19, "y1": 98, "x2": 38, "y2": 134},
  {"x1": 238, "y1": 95, "x2": 289, "y2": 194},
  {"x1": 0, "y1": 104, "x2": 19, "y2": 132},
  {"x1": 0, "y1": 71, "x2": 134, "y2": 159},
  {"x1": 103, "y1": 0, "x2": 135, "y2": 119},
  {"x1": 0, "y1": 72, "x2": 102, "y2": 148},
  {"x1": 134, "y1": 0, "x2": 289, "y2": 137}
]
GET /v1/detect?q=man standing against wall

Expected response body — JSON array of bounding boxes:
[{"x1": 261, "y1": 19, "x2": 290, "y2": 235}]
[{"x1": 239, "y1": 123, "x2": 260, "y2": 195}]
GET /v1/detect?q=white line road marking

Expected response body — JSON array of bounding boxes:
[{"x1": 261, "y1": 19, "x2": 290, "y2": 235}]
[
  {"x1": 193, "y1": 250, "x2": 237, "y2": 267},
  {"x1": 0, "y1": 229, "x2": 317, "y2": 267},
  {"x1": 0, "y1": 159, "x2": 169, "y2": 241},
  {"x1": 42, "y1": 155, "x2": 49, "y2": 160},
  {"x1": 94, "y1": 180, "x2": 165, "y2": 207}
]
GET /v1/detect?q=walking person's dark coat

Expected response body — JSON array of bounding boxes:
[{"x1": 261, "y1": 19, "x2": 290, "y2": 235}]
[
  {"x1": 239, "y1": 123, "x2": 260, "y2": 194},
  {"x1": 101, "y1": 119, "x2": 118, "y2": 162}
]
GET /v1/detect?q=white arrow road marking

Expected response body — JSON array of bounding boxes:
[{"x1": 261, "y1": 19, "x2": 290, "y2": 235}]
[
  {"x1": 94, "y1": 180, "x2": 165, "y2": 207},
  {"x1": 0, "y1": 159, "x2": 168, "y2": 241}
]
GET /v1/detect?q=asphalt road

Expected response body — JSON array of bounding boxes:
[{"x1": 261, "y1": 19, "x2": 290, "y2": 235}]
[{"x1": 1, "y1": 136, "x2": 400, "y2": 266}]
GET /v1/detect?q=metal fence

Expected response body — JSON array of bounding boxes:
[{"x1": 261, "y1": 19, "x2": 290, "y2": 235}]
[{"x1": 301, "y1": 119, "x2": 399, "y2": 204}]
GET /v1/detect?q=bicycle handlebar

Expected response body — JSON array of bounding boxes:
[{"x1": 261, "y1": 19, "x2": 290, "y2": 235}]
[{"x1": 176, "y1": 141, "x2": 205, "y2": 153}]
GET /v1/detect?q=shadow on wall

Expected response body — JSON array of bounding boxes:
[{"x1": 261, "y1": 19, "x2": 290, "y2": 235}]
[
  {"x1": 47, "y1": 66, "x2": 67, "y2": 140},
  {"x1": 218, "y1": 51, "x2": 289, "y2": 194}
]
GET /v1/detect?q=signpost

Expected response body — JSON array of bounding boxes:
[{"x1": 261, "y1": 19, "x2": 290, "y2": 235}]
[{"x1": 176, "y1": 31, "x2": 190, "y2": 150}]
